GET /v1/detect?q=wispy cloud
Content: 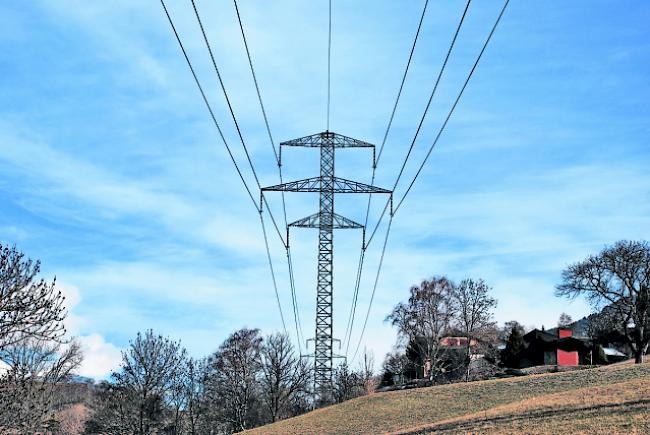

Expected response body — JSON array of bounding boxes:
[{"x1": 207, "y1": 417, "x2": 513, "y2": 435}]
[{"x1": 0, "y1": 0, "x2": 648, "y2": 376}]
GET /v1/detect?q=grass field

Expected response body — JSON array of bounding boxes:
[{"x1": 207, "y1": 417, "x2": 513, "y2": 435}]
[{"x1": 246, "y1": 361, "x2": 650, "y2": 434}]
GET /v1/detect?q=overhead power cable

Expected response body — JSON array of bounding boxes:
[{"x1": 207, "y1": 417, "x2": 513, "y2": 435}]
[
  {"x1": 160, "y1": 0, "x2": 290, "y2": 339},
  {"x1": 350, "y1": 0, "x2": 510, "y2": 362},
  {"x1": 233, "y1": 0, "x2": 304, "y2": 351},
  {"x1": 159, "y1": 0, "x2": 257, "y2": 211},
  {"x1": 358, "y1": 0, "x2": 470, "y2": 257},
  {"x1": 189, "y1": 0, "x2": 288, "y2": 248},
  {"x1": 233, "y1": 0, "x2": 279, "y2": 166},
  {"x1": 375, "y1": 0, "x2": 430, "y2": 167},
  {"x1": 190, "y1": 0, "x2": 261, "y2": 188},
  {"x1": 327, "y1": 0, "x2": 332, "y2": 130},
  {"x1": 286, "y1": 246, "x2": 305, "y2": 350},
  {"x1": 343, "y1": 247, "x2": 365, "y2": 355},
  {"x1": 350, "y1": 214, "x2": 393, "y2": 364},
  {"x1": 394, "y1": 0, "x2": 510, "y2": 214},
  {"x1": 392, "y1": 0, "x2": 472, "y2": 192},
  {"x1": 260, "y1": 212, "x2": 287, "y2": 335},
  {"x1": 344, "y1": 0, "x2": 429, "y2": 352}
]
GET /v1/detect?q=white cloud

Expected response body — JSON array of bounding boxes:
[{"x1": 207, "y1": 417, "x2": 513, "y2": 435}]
[
  {"x1": 58, "y1": 281, "x2": 122, "y2": 379},
  {"x1": 76, "y1": 334, "x2": 122, "y2": 379},
  {"x1": 2, "y1": 0, "x2": 649, "y2": 376},
  {"x1": 58, "y1": 282, "x2": 85, "y2": 335}
]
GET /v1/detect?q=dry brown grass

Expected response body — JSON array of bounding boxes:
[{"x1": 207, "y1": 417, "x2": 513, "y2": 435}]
[
  {"x1": 397, "y1": 376, "x2": 650, "y2": 434},
  {"x1": 246, "y1": 362, "x2": 650, "y2": 435}
]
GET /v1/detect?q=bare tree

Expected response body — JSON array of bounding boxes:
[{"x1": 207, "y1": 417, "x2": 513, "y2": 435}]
[
  {"x1": 0, "y1": 338, "x2": 82, "y2": 432},
  {"x1": 556, "y1": 240, "x2": 650, "y2": 363},
  {"x1": 386, "y1": 277, "x2": 456, "y2": 381},
  {"x1": 183, "y1": 357, "x2": 210, "y2": 435},
  {"x1": 453, "y1": 278, "x2": 497, "y2": 381},
  {"x1": 586, "y1": 307, "x2": 619, "y2": 343},
  {"x1": 106, "y1": 330, "x2": 187, "y2": 434},
  {"x1": 332, "y1": 362, "x2": 362, "y2": 403},
  {"x1": 359, "y1": 348, "x2": 375, "y2": 395},
  {"x1": 498, "y1": 320, "x2": 525, "y2": 342},
  {"x1": 258, "y1": 333, "x2": 310, "y2": 423},
  {"x1": 168, "y1": 357, "x2": 190, "y2": 434},
  {"x1": 557, "y1": 312, "x2": 573, "y2": 328},
  {"x1": 204, "y1": 328, "x2": 263, "y2": 432},
  {"x1": 0, "y1": 244, "x2": 66, "y2": 351},
  {"x1": 58, "y1": 403, "x2": 88, "y2": 435},
  {"x1": 382, "y1": 350, "x2": 410, "y2": 386},
  {"x1": 85, "y1": 381, "x2": 136, "y2": 434}
]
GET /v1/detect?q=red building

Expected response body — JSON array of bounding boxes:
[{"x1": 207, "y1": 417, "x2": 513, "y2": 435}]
[
  {"x1": 519, "y1": 328, "x2": 591, "y2": 368},
  {"x1": 557, "y1": 329, "x2": 579, "y2": 366}
]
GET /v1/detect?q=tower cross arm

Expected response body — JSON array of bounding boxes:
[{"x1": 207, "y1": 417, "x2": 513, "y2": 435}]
[
  {"x1": 332, "y1": 177, "x2": 391, "y2": 194},
  {"x1": 280, "y1": 131, "x2": 375, "y2": 148},
  {"x1": 262, "y1": 176, "x2": 391, "y2": 194},
  {"x1": 289, "y1": 212, "x2": 364, "y2": 229},
  {"x1": 262, "y1": 176, "x2": 321, "y2": 192}
]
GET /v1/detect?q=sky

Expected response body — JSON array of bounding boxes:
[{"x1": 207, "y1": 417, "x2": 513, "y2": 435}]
[{"x1": 0, "y1": 0, "x2": 648, "y2": 379}]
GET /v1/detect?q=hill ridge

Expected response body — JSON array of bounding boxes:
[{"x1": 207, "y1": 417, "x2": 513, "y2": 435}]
[{"x1": 246, "y1": 362, "x2": 650, "y2": 434}]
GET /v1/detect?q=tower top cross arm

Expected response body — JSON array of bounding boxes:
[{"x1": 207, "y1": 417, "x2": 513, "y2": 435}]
[{"x1": 280, "y1": 131, "x2": 375, "y2": 149}]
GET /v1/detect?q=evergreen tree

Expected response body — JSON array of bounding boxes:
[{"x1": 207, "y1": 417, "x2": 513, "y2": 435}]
[{"x1": 502, "y1": 325, "x2": 525, "y2": 368}]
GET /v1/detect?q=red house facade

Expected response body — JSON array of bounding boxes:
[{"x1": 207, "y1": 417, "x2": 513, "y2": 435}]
[
  {"x1": 520, "y1": 328, "x2": 590, "y2": 368},
  {"x1": 557, "y1": 329, "x2": 579, "y2": 366}
]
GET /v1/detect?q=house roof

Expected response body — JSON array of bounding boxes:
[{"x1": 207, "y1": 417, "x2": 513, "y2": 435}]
[
  {"x1": 557, "y1": 336, "x2": 591, "y2": 352},
  {"x1": 523, "y1": 329, "x2": 591, "y2": 352},
  {"x1": 603, "y1": 347, "x2": 626, "y2": 357},
  {"x1": 523, "y1": 329, "x2": 557, "y2": 343},
  {"x1": 547, "y1": 316, "x2": 591, "y2": 338}
]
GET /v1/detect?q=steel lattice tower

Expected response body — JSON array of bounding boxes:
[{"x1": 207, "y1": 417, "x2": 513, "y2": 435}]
[{"x1": 262, "y1": 131, "x2": 391, "y2": 400}]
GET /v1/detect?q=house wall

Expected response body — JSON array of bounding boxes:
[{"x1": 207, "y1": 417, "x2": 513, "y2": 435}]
[
  {"x1": 544, "y1": 350, "x2": 557, "y2": 365},
  {"x1": 558, "y1": 349, "x2": 579, "y2": 366}
]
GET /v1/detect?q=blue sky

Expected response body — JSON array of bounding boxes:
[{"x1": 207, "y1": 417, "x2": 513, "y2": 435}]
[{"x1": 1, "y1": 0, "x2": 648, "y2": 377}]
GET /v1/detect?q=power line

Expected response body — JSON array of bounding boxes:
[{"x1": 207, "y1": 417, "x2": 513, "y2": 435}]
[
  {"x1": 159, "y1": 0, "x2": 257, "y2": 211},
  {"x1": 344, "y1": 0, "x2": 429, "y2": 352},
  {"x1": 260, "y1": 212, "x2": 287, "y2": 335},
  {"x1": 286, "y1": 245, "x2": 305, "y2": 352},
  {"x1": 190, "y1": 0, "x2": 262, "y2": 189},
  {"x1": 392, "y1": 0, "x2": 472, "y2": 192},
  {"x1": 161, "y1": 0, "x2": 290, "y2": 337},
  {"x1": 350, "y1": 0, "x2": 510, "y2": 362},
  {"x1": 327, "y1": 0, "x2": 332, "y2": 130},
  {"x1": 343, "y1": 246, "x2": 364, "y2": 355},
  {"x1": 233, "y1": 0, "x2": 304, "y2": 352},
  {"x1": 364, "y1": 196, "x2": 391, "y2": 250},
  {"x1": 350, "y1": 214, "x2": 393, "y2": 364},
  {"x1": 356, "y1": 0, "x2": 472, "y2": 255},
  {"x1": 376, "y1": 0, "x2": 430, "y2": 167},
  {"x1": 189, "y1": 0, "x2": 288, "y2": 249},
  {"x1": 394, "y1": 0, "x2": 510, "y2": 214},
  {"x1": 360, "y1": 0, "x2": 472, "y2": 250},
  {"x1": 233, "y1": 0, "x2": 279, "y2": 165},
  {"x1": 260, "y1": 196, "x2": 288, "y2": 248}
]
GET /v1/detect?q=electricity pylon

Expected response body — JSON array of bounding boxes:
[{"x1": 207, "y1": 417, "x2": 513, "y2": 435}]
[{"x1": 262, "y1": 131, "x2": 391, "y2": 401}]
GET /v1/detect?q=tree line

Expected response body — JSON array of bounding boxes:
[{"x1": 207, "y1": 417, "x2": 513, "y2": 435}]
[
  {"x1": 380, "y1": 240, "x2": 650, "y2": 387},
  {"x1": 1, "y1": 239, "x2": 649, "y2": 433},
  {"x1": 86, "y1": 328, "x2": 378, "y2": 433},
  {"x1": 86, "y1": 328, "x2": 311, "y2": 433},
  {"x1": 0, "y1": 244, "x2": 83, "y2": 432},
  {"x1": 384, "y1": 276, "x2": 498, "y2": 384}
]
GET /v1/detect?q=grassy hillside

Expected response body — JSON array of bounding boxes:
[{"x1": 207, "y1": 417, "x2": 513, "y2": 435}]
[{"x1": 246, "y1": 362, "x2": 650, "y2": 434}]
